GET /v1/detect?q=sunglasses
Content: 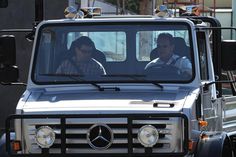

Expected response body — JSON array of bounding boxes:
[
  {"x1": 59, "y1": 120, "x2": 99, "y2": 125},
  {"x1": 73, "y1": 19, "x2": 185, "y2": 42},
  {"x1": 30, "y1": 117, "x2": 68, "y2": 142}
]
[{"x1": 79, "y1": 48, "x2": 93, "y2": 54}]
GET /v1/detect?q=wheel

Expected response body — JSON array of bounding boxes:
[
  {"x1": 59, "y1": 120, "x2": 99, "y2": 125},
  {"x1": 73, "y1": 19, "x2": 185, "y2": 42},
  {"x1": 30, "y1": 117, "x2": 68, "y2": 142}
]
[
  {"x1": 222, "y1": 137, "x2": 234, "y2": 157},
  {"x1": 195, "y1": 133, "x2": 234, "y2": 157}
]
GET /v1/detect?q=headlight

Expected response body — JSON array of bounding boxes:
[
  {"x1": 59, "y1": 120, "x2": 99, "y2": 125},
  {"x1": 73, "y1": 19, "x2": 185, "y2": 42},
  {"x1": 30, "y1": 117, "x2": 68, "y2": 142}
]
[
  {"x1": 35, "y1": 126, "x2": 55, "y2": 148},
  {"x1": 138, "y1": 125, "x2": 159, "y2": 147}
]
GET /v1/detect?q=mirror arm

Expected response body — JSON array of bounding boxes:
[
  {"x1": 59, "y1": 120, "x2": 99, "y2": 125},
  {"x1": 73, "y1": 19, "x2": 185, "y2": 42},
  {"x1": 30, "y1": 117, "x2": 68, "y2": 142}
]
[
  {"x1": 203, "y1": 80, "x2": 236, "y2": 91},
  {"x1": 0, "y1": 82, "x2": 27, "y2": 86},
  {"x1": 0, "y1": 29, "x2": 32, "y2": 33}
]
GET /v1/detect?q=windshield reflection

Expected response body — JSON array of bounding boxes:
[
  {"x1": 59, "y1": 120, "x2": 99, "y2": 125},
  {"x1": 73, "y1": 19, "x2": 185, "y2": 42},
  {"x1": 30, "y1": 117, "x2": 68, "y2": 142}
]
[{"x1": 34, "y1": 23, "x2": 193, "y2": 84}]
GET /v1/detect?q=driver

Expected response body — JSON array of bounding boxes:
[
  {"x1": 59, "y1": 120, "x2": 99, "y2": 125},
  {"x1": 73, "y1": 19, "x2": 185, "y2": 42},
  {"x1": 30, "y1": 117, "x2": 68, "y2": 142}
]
[{"x1": 145, "y1": 33, "x2": 192, "y2": 76}]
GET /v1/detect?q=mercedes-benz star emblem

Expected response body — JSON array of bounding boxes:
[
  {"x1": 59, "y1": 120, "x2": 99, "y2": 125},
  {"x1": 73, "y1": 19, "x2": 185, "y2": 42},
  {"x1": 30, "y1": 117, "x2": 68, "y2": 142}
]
[{"x1": 87, "y1": 124, "x2": 114, "y2": 150}]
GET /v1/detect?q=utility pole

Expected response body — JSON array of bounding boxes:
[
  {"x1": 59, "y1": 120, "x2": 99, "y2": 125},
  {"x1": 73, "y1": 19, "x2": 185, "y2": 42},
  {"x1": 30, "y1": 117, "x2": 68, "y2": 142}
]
[
  {"x1": 81, "y1": 0, "x2": 89, "y2": 7},
  {"x1": 139, "y1": 0, "x2": 153, "y2": 15},
  {"x1": 35, "y1": 0, "x2": 44, "y2": 22},
  {"x1": 139, "y1": 0, "x2": 154, "y2": 60},
  {"x1": 233, "y1": 0, "x2": 236, "y2": 40}
]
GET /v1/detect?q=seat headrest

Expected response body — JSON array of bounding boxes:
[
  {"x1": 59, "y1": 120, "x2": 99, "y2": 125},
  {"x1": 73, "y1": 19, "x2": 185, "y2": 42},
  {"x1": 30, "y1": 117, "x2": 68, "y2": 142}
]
[
  {"x1": 150, "y1": 37, "x2": 190, "y2": 60},
  {"x1": 173, "y1": 37, "x2": 190, "y2": 58}
]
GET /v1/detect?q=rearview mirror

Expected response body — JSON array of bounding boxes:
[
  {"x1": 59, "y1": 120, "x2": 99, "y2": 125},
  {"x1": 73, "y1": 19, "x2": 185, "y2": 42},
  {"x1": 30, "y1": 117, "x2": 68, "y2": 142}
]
[
  {"x1": 0, "y1": 0, "x2": 8, "y2": 8},
  {"x1": 221, "y1": 40, "x2": 236, "y2": 71}
]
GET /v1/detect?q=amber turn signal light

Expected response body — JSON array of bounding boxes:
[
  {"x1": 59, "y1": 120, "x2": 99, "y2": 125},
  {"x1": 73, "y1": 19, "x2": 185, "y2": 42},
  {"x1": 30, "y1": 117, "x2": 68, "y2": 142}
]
[
  {"x1": 198, "y1": 120, "x2": 208, "y2": 127},
  {"x1": 11, "y1": 140, "x2": 21, "y2": 152}
]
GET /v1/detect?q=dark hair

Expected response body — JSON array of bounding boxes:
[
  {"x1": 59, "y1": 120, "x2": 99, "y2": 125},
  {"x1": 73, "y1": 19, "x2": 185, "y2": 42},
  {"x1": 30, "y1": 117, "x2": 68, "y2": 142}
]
[
  {"x1": 70, "y1": 36, "x2": 95, "y2": 54},
  {"x1": 157, "y1": 33, "x2": 174, "y2": 45}
]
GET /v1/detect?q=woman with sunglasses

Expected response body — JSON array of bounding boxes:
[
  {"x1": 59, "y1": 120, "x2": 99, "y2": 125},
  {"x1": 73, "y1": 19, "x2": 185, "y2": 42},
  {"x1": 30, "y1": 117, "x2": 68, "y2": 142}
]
[{"x1": 56, "y1": 36, "x2": 106, "y2": 76}]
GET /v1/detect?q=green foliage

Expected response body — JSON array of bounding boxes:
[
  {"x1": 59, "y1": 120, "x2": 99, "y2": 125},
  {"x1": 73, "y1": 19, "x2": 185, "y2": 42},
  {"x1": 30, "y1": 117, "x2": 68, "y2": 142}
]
[
  {"x1": 105, "y1": 0, "x2": 140, "y2": 14},
  {"x1": 127, "y1": 0, "x2": 140, "y2": 13}
]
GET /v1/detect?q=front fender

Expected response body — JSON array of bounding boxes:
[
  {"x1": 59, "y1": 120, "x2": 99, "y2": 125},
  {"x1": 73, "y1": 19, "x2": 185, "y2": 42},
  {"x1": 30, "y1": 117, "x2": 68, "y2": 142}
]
[{"x1": 195, "y1": 132, "x2": 233, "y2": 157}]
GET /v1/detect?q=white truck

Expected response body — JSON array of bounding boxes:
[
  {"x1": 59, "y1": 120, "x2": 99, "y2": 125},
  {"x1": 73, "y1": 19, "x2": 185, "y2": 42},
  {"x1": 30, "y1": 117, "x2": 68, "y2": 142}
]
[{"x1": 1, "y1": 1, "x2": 236, "y2": 157}]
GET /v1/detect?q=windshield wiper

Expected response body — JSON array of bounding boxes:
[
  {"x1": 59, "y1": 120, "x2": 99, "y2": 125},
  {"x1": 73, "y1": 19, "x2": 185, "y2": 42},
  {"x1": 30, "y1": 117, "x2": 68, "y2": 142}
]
[
  {"x1": 102, "y1": 74, "x2": 146, "y2": 80},
  {"x1": 40, "y1": 73, "x2": 120, "y2": 91},
  {"x1": 151, "y1": 82, "x2": 164, "y2": 90},
  {"x1": 102, "y1": 74, "x2": 163, "y2": 90},
  {"x1": 88, "y1": 82, "x2": 120, "y2": 91}
]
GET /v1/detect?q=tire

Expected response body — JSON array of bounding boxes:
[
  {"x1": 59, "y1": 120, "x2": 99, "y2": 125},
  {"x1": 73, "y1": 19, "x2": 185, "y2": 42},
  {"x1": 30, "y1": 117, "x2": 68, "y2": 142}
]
[
  {"x1": 222, "y1": 137, "x2": 234, "y2": 157},
  {"x1": 195, "y1": 133, "x2": 234, "y2": 157}
]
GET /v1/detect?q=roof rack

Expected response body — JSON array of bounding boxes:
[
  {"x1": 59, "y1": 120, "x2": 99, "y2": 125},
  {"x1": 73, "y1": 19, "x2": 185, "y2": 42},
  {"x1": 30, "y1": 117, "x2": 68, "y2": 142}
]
[{"x1": 93, "y1": 15, "x2": 154, "y2": 19}]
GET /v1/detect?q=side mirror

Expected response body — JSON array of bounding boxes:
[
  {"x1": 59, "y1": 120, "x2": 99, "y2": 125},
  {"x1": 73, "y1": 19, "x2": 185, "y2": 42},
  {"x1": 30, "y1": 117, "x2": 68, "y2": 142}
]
[
  {"x1": 0, "y1": 35, "x2": 19, "y2": 83},
  {"x1": 0, "y1": 66, "x2": 19, "y2": 82},
  {"x1": 0, "y1": 35, "x2": 16, "y2": 65},
  {"x1": 0, "y1": 0, "x2": 8, "y2": 8},
  {"x1": 221, "y1": 40, "x2": 236, "y2": 71}
]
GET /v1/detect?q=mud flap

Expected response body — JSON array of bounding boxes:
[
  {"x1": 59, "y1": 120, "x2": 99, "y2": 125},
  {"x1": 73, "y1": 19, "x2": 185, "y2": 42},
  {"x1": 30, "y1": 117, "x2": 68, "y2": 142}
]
[{"x1": 195, "y1": 132, "x2": 233, "y2": 157}]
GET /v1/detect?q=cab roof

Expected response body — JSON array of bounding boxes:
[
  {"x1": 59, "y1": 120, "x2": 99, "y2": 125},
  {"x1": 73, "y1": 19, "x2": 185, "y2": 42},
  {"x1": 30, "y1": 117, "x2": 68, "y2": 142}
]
[{"x1": 40, "y1": 15, "x2": 196, "y2": 26}]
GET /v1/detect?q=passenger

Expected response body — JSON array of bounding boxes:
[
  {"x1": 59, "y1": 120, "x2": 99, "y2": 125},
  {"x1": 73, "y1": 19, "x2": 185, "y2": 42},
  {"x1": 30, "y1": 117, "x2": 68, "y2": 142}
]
[
  {"x1": 56, "y1": 36, "x2": 106, "y2": 75},
  {"x1": 145, "y1": 33, "x2": 192, "y2": 77}
]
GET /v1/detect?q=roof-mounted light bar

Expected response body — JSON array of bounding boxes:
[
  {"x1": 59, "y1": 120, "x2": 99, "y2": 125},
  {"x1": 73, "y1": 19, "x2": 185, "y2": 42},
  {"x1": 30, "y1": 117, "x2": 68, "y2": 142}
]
[
  {"x1": 154, "y1": 5, "x2": 173, "y2": 17},
  {"x1": 81, "y1": 7, "x2": 102, "y2": 18},
  {"x1": 64, "y1": 6, "x2": 101, "y2": 19}
]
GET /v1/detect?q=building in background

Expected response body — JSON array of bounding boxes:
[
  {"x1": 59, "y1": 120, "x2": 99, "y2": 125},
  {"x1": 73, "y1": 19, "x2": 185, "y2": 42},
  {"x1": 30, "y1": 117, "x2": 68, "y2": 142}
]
[{"x1": 154, "y1": 0, "x2": 233, "y2": 39}]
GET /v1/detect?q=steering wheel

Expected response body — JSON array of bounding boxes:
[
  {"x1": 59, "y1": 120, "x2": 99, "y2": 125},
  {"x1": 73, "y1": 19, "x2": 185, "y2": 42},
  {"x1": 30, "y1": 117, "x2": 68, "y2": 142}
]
[{"x1": 144, "y1": 64, "x2": 181, "y2": 79}]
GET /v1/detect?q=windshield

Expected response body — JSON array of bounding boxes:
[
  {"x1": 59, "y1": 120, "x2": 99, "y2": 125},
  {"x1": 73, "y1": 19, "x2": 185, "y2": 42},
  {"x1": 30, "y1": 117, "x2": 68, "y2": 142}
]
[{"x1": 33, "y1": 21, "x2": 194, "y2": 84}]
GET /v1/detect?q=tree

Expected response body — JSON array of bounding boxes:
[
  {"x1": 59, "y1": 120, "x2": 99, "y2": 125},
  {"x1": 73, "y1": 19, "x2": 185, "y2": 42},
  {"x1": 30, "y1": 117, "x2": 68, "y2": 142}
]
[
  {"x1": 139, "y1": 0, "x2": 153, "y2": 15},
  {"x1": 104, "y1": 0, "x2": 154, "y2": 60},
  {"x1": 105, "y1": 0, "x2": 153, "y2": 14},
  {"x1": 105, "y1": 0, "x2": 140, "y2": 14}
]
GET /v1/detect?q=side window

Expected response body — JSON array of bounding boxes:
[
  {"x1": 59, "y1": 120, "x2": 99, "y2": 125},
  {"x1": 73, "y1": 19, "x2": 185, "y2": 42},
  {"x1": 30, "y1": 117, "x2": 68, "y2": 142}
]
[
  {"x1": 136, "y1": 31, "x2": 156, "y2": 61},
  {"x1": 67, "y1": 32, "x2": 126, "y2": 62},
  {"x1": 197, "y1": 32, "x2": 209, "y2": 80},
  {"x1": 136, "y1": 30, "x2": 190, "y2": 61},
  {"x1": 90, "y1": 32, "x2": 126, "y2": 62},
  {"x1": 37, "y1": 30, "x2": 55, "y2": 74},
  {"x1": 222, "y1": 71, "x2": 236, "y2": 95}
]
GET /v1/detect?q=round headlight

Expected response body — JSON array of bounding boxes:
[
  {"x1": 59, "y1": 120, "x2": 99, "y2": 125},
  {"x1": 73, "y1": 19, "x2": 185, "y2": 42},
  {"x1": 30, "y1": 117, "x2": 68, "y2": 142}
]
[
  {"x1": 35, "y1": 126, "x2": 55, "y2": 148},
  {"x1": 138, "y1": 125, "x2": 159, "y2": 147}
]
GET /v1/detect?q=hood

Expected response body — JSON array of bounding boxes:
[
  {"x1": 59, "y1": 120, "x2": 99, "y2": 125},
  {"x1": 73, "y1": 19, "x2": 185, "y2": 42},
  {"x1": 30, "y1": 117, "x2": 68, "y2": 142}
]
[{"x1": 22, "y1": 86, "x2": 195, "y2": 114}]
